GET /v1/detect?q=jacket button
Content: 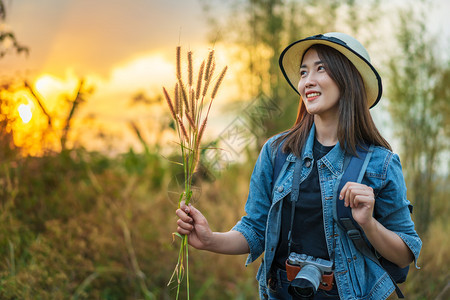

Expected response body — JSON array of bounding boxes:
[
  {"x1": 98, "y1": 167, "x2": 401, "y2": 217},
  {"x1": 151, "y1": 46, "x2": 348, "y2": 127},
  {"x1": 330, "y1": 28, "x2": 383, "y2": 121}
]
[
  {"x1": 277, "y1": 186, "x2": 284, "y2": 193},
  {"x1": 305, "y1": 160, "x2": 311, "y2": 168}
]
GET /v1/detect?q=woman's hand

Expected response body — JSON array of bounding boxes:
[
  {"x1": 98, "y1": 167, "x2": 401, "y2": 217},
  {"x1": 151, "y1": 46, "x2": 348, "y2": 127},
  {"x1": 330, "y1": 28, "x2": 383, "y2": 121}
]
[
  {"x1": 176, "y1": 202, "x2": 214, "y2": 250},
  {"x1": 339, "y1": 182, "x2": 375, "y2": 228},
  {"x1": 176, "y1": 202, "x2": 250, "y2": 255},
  {"x1": 339, "y1": 182, "x2": 414, "y2": 267}
]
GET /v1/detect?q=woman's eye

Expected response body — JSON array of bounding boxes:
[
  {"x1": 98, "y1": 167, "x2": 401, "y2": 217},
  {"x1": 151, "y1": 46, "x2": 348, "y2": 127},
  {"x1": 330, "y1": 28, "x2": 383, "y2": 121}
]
[
  {"x1": 300, "y1": 70, "x2": 307, "y2": 77},
  {"x1": 318, "y1": 65, "x2": 325, "y2": 71}
]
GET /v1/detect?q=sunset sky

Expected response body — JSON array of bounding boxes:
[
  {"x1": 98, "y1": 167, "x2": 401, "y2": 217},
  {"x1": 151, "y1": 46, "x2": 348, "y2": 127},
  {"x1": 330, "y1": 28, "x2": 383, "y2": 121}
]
[
  {"x1": 1, "y1": 0, "x2": 449, "y2": 155},
  {"x1": 1, "y1": 0, "x2": 233, "y2": 154},
  {"x1": 3, "y1": 0, "x2": 213, "y2": 77}
]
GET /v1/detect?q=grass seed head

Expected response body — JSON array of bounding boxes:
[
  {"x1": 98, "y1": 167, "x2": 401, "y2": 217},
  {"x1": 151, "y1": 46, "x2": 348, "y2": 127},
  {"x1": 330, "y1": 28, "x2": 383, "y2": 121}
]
[
  {"x1": 185, "y1": 109, "x2": 196, "y2": 130},
  {"x1": 202, "y1": 62, "x2": 215, "y2": 98},
  {"x1": 188, "y1": 50, "x2": 193, "y2": 87},
  {"x1": 174, "y1": 83, "x2": 180, "y2": 115},
  {"x1": 179, "y1": 79, "x2": 189, "y2": 113},
  {"x1": 204, "y1": 49, "x2": 214, "y2": 82},
  {"x1": 196, "y1": 117, "x2": 208, "y2": 148},
  {"x1": 176, "y1": 114, "x2": 189, "y2": 141},
  {"x1": 211, "y1": 66, "x2": 228, "y2": 99},
  {"x1": 189, "y1": 87, "x2": 195, "y2": 116},
  {"x1": 163, "y1": 87, "x2": 176, "y2": 120},
  {"x1": 176, "y1": 46, "x2": 181, "y2": 80},
  {"x1": 196, "y1": 60, "x2": 205, "y2": 101}
]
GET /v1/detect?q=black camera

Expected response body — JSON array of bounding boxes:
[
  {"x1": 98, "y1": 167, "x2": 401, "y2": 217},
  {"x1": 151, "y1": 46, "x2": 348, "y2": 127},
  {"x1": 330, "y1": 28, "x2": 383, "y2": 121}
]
[{"x1": 286, "y1": 253, "x2": 334, "y2": 299}]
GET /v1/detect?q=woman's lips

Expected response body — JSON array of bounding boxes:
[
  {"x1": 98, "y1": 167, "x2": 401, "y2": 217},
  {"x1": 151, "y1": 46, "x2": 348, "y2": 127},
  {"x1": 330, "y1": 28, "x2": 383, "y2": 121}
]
[{"x1": 306, "y1": 91, "x2": 321, "y2": 101}]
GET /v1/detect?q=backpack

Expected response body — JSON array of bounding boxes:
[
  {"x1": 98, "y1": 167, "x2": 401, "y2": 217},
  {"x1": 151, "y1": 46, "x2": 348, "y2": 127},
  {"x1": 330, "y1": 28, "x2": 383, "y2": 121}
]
[{"x1": 272, "y1": 144, "x2": 410, "y2": 298}]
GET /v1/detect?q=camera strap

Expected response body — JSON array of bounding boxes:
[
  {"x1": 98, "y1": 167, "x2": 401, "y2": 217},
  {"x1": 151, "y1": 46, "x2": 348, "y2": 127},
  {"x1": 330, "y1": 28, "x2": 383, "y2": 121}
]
[{"x1": 287, "y1": 158, "x2": 303, "y2": 255}]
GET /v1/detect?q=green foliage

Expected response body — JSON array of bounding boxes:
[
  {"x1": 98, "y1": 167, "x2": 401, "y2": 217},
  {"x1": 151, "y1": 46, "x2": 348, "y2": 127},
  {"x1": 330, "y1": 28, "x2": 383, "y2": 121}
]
[
  {"x1": 0, "y1": 144, "x2": 448, "y2": 299},
  {"x1": 386, "y1": 6, "x2": 450, "y2": 235},
  {"x1": 0, "y1": 147, "x2": 167, "y2": 299}
]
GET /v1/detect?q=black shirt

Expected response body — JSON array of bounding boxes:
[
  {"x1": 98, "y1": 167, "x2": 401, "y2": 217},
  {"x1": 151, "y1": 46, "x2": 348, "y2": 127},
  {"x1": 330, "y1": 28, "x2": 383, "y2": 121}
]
[{"x1": 274, "y1": 139, "x2": 334, "y2": 269}]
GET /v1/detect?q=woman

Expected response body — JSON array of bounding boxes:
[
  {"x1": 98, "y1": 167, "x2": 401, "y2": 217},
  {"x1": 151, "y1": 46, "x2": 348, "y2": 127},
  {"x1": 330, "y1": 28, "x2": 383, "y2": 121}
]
[{"x1": 176, "y1": 32, "x2": 421, "y2": 299}]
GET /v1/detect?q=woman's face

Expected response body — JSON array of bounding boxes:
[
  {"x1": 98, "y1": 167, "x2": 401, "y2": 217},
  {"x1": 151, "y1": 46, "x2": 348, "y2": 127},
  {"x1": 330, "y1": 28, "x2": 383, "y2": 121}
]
[{"x1": 298, "y1": 48, "x2": 341, "y2": 119}]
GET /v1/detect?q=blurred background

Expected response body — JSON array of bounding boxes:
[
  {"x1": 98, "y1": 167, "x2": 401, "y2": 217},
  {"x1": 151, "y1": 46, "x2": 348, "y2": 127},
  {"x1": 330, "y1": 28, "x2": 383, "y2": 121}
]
[{"x1": 0, "y1": 0, "x2": 448, "y2": 299}]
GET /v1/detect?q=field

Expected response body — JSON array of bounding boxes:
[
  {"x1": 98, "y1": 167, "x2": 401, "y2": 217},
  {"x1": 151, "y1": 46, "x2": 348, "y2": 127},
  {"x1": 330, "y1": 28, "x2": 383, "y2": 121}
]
[{"x1": 0, "y1": 143, "x2": 448, "y2": 299}]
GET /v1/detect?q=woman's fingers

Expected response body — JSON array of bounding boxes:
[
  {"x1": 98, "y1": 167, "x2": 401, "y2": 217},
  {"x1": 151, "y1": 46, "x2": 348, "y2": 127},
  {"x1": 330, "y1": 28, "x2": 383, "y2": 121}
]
[
  {"x1": 351, "y1": 193, "x2": 372, "y2": 208},
  {"x1": 340, "y1": 182, "x2": 376, "y2": 226},
  {"x1": 175, "y1": 201, "x2": 195, "y2": 236},
  {"x1": 176, "y1": 207, "x2": 193, "y2": 222},
  {"x1": 340, "y1": 182, "x2": 374, "y2": 208},
  {"x1": 179, "y1": 200, "x2": 188, "y2": 213},
  {"x1": 177, "y1": 219, "x2": 193, "y2": 235},
  {"x1": 176, "y1": 202, "x2": 207, "y2": 237},
  {"x1": 176, "y1": 214, "x2": 194, "y2": 235},
  {"x1": 340, "y1": 183, "x2": 352, "y2": 206},
  {"x1": 348, "y1": 186, "x2": 369, "y2": 208}
]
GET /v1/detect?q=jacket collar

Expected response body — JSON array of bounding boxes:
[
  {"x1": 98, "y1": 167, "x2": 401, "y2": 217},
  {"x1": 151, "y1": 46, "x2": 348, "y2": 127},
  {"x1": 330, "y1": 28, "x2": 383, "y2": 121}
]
[{"x1": 287, "y1": 123, "x2": 346, "y2": 176}]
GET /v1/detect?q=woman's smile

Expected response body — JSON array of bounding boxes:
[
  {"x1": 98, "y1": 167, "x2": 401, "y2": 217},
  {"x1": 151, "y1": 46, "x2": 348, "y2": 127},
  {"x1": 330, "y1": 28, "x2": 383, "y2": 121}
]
[{"x1": 305, "y1": 90, "x2": 321, "y2": 101}]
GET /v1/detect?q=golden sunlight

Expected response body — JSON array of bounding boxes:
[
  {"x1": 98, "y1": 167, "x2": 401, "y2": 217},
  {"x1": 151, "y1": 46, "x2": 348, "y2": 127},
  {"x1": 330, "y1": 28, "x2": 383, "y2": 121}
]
[
  {"x1": 18, "y1": 104, "x2": 32, "y2": 123},
  {"x1": 7, "y1": 50, "x2": 236, "y2": 155},
  {"x1": 8, "y1": 75, "x2": 82, "y2": 155},
  {"x1": 108, "y1": 53, "x2": 174, "y2": 91},
  {"x1": 35, "y1": 73, "x2": 80, "y2": 110}
]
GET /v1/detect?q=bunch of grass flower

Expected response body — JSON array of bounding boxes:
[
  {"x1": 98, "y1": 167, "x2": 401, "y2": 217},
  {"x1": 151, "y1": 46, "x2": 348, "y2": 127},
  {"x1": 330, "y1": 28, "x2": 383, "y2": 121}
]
[{"x1": 164, "y1": 46, "x2": 227, "y2": 300}]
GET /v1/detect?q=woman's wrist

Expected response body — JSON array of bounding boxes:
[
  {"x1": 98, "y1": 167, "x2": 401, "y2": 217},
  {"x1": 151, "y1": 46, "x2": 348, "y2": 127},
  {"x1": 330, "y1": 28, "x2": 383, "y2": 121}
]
[
  {"x1": 204, "y1": 232, "x2": 219, "y2": 252},
  {"x1": 359, "y1": 216, "x2": 378, "y2": 235}
]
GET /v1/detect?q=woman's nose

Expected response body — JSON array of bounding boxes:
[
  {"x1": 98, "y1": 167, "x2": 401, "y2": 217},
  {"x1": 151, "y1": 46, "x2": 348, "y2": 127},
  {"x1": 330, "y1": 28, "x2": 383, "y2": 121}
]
[
  {"x1": 304, "y1": 73, "x2": 317, "y2": 88},
  {"x1": 298, "y1": 71, "x2": 317, "y2": 92}
]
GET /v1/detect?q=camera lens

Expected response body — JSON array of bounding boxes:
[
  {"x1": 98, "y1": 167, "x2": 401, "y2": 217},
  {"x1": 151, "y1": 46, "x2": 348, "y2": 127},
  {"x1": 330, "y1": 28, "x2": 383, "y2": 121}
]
[
  {"x1": 288, "y1": 264, "x2": 322, "y2": 299},
  {"x1": 289, "y1": 278, "x2": 315, "y2": 299}
]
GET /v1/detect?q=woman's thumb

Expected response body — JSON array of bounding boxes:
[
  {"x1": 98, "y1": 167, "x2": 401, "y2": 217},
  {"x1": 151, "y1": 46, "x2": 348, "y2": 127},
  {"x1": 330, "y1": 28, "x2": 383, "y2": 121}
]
[{"x1": 185, "y1": 204, "x2": 203, "y2": 220}]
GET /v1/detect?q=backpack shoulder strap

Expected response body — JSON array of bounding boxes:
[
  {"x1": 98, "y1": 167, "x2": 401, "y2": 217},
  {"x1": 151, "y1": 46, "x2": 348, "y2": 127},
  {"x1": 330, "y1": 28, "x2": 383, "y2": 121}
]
[
  {"x1": 335, "y1": 145, "x2": 405, "y2": 298},
  {"x1": 336, "y1": 146, "x2": 372, "y2": 229}
]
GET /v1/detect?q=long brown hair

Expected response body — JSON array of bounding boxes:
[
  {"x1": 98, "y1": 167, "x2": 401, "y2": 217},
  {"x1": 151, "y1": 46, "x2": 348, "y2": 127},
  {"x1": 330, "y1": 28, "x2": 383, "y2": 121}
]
[{"x1": 276, "y1": 44, "x2": 391, "y2": 156}]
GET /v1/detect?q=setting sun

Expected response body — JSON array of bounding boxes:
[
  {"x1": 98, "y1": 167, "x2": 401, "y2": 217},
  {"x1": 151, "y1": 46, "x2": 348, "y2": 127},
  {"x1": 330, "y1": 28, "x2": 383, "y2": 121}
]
[{"x1": 18, "y1": 104, "x2": 32, "y2": 123}]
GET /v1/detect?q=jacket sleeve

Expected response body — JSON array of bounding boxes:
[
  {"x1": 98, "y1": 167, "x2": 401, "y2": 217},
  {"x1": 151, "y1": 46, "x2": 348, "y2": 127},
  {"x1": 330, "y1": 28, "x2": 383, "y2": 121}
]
[
  {"x1": 373, "y1": 152, "x2": 422, "y2": 267},
  {"x1": 232, "y1": 137, "x2": 276, "y2": 265}
]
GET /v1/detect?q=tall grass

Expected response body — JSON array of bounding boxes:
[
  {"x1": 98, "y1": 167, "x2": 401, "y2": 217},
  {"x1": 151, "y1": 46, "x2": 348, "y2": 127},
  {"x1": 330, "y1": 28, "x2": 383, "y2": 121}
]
[
  {"x1": 163, "y1": 46, "x2": 227, "y2": 299},
  {"x1": 0, "y1": 140, "x2": 448, "y2": 299}
]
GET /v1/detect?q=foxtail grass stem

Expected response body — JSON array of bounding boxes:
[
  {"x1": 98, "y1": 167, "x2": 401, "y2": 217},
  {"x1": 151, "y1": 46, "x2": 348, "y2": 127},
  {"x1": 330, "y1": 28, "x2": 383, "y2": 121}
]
[{"x1": 165, "y1": 45, "x2": 226, "y2": 300}]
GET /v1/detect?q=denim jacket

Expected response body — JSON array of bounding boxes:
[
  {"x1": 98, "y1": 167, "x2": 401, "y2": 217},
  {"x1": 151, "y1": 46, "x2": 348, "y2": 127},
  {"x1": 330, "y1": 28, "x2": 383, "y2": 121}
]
[{"x1": 232, "y1": 124, "x2": 422, "y2": 300}]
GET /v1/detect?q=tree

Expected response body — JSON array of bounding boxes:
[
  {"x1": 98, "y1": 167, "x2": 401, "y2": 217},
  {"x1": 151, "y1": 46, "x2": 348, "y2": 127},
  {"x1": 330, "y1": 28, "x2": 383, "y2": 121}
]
[
  {"x1": 0, "y1": 81, "x2": 20, "y2": 160},
  {"x1": 0, "y1": 0, "x2": 28, "y2": 58},
  {"x1": 0, "y1": 0, "x2": 28, "y2": 159},
  {"x1": 386, "y1": 6, "x2": 450, "y2": 234}
]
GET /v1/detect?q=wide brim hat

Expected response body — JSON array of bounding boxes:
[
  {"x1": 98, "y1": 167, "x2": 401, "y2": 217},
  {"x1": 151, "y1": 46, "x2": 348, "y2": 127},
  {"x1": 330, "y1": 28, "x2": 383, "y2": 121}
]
[{"x1": 279, "y1": 32, "x2": 382, "y2": 108}]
